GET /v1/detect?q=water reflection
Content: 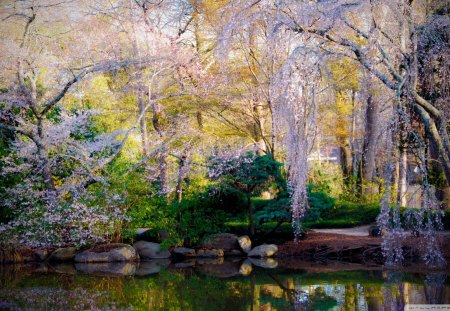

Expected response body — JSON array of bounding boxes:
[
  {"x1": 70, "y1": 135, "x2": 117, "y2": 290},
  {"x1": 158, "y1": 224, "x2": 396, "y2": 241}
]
[{"x1": 0, "y1": 259, "x2": 449, "y2": 310}]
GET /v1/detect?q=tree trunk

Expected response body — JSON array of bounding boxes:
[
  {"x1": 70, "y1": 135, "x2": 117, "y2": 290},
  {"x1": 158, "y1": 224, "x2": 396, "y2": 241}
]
[
  {"x1": 39, "y1": 145, "x2": 56, "y2": 192},
  {"x1": 414, "y1": 104, "x2": 450, "y2": 187},
  {"x1": 340, "y1": 143, "x2": 352, "y2": 180},
  {"x1": 138, "y1": 92, "x2": 149, "y2": 156},
  {"x1": 37, "y1": 118, "x2": 55, "y2": 192},
  {"x1": 442, "y1": 187, "x2": 450, "y2": 210},
  {"x1": 159, "y1": 142, "x2": 168, "y2": 197},
  {"x1": 362, "y1": 94, "x2": 378, "y2": 198},
  {"x1": 175, "y1": 147, "x2": 190, "y2": 202},
  {"x1": 247, "y1": 194, "x2": 255, "y2": 236},
  {"x1": 398, "y1": 144, "x2": 408, "y2": 207}
]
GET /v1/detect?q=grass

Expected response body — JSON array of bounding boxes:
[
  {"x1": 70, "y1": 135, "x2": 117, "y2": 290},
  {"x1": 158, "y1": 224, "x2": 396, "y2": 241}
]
[{"x1": 226, "y1": 199, "x2": 450, "y2": 237}]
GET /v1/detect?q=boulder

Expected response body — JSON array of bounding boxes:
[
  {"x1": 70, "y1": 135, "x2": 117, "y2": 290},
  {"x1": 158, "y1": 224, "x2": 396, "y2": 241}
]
[
  {"x1": 368, "y1": 225, "x2": 384, "y2": 237},
  {"x1": 133, "y1": 241, "x2": 171, "y2": 259},
  {"x1": 196, "y1": 260, "x2": 241, "y2": 278},
  {"x1": 75, "y1": 262, "x2": 137, "y2": 276},
  {"x1": 34, "y1": 248, "x2": 53, "y2": 261},
  {"x1": 248, "y1": 244, "x2": 278, "y2": 258},
  {"x1": 201, "y1": 233, "x2": 242, "y2": 256},
  {"x1": 74, "y1": 244, "x2": 138, "y2": 263},
  {"x1": 238, "y1": 236, "x2": 252, "y2": 253},
  {"x1": 249, "y1": 257, "x2": 278, "y2": 269},
  {"x1": 50, "y1": 263, "x2": 78, "y2": 274},
  {"x1": 196, "y1": 257, "x2": 224, "y2": 265},
  {"x1": 175, "y1": 260, "x2": 196, "y2": 268},
  {"x1": 135, "y1": 259, "x2": 171, "y2": 276},
  {"x1": 196, "y1": 249, "x2": 224, "y2": 258},
  {"x1": 172, "y1": 247, "x2": 196, "y2": 258},
  {"x1": 239, "y1": 260, "x2": 253, "y2": 276},
  {"x1": 48, "y1": 247, "x2": 77, "y2": 262}
]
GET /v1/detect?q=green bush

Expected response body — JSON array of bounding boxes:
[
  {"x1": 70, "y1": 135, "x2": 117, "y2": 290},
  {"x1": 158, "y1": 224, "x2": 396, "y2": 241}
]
[
  {"x1": 303, "y1": 187, "x2": 336, "y2": 222},
  {"x1": 169, "y1": 189, "x2": 234, "y2": 245},
  {"x1": 253, "y1": 187, "x2": 336, "y2": 224},
  {"x1": 318, "y1": 201, "x2": 380, "y2": 227}
]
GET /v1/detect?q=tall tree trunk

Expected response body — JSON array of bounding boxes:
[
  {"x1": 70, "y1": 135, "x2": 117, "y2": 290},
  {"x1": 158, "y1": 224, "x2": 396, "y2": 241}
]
[
  {"x1": 38, "y1": 144, "x2": 56, "y2": 192},
  {"x1": 362, "y1": 94, "x2": 379, "y2": 198},
  {"x1": 37, "y1": 118, "x2": 55, "y2": 192},
  {"x1": 414, "y1": 104, "x2": 450, "y2": 187},
  {"x1": 175, "y1": 147, "x2": 190, "y2": 202},
  {"x1": 159, "y1": 142, "x2": 168, "y2": 197},
  {"x1": 138, "y1": 92, "x2": 149, "y2": 156},
  {"x1": 248, "y1": 27, "x2": 268, "y2": 155},
  {"x1": 151, "y1": 94, "x2": 168, "y2": 197},
  {"x1": 340, "y1": 143, "x2": 352, "y2": 180},
  {"x1": 398, "y1": 144, "x2": 408, "y2": 206}
]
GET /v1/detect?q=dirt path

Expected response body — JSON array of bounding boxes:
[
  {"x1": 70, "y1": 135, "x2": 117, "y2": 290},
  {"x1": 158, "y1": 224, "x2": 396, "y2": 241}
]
[{"x1": 311, "y1": 225, "x2": 371, "y2": 237}]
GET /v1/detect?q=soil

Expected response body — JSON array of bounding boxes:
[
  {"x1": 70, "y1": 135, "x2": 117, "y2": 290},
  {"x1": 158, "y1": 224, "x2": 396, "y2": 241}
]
[{"x1": 276, "y1": 230, "x2": 450, "y2": 263}]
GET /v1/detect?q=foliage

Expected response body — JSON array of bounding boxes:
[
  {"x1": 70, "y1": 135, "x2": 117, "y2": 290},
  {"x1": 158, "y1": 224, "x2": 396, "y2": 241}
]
[
  {"x1": 307, "y1": 162, "x2": 343, "y2": 198},
  {"x1": 0, "y1": 105, "x2": 128, "y2": 247},
  {"x1": 253, "y1": 186, "x2": 336, "y2": 224},
  {"x1": 308, "y1": 287, "x2": 339, "y2": 311},
  {"x1": 208, "y1": 152, "x2": 284, "y2": 235},
  {"x1": 0, "y1": 187, "x2": 129, "y2": 248},
  {"x1": 208, "y1": 152, "x2": 284, "y2": 197},
  {"x1": 319, "y1": 201, "x2": 380, "y2": 227},
  {"x1": 169, "y1": 186, "x2": 247, "y2": 245}
]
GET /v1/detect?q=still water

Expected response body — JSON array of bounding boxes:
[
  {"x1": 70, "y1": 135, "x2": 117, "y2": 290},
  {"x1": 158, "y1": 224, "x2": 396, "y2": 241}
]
[{"x1": 1, "y1": 258, "x2": 449, "y2": 310}]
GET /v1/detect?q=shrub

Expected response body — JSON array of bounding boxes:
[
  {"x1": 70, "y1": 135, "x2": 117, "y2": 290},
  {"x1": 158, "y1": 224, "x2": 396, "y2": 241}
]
[
  {"x1": 253, "y1": 186, "x2": 336, "y2": 224},
  {"x1": 169, "y1": 190, "x2": 232, "y2": 245},
  {"x1": 319, "y1": 201, "x2": 380, "y2": 227}
]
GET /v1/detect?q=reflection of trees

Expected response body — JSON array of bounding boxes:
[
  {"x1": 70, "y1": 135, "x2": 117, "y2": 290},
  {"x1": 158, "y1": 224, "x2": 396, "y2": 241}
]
[
  {"x1": 1, "y1": 266, "x2": 449, "y2": 309},
  {"x1": 308, "y1": 287, "x2": 338, "y2": 311},
  {"x1": 424, "y1": 273, "x2": 447, "y2": 304},
  {"x1": 381, "y1": 272, "x2": 407, "y2": 311}
]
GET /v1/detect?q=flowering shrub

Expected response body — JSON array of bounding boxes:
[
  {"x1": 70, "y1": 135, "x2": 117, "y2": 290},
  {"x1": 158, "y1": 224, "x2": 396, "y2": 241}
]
[
  {"x1": 0, "y1": 188, "x2": 129, "y2": 248},
  {"x1": 0, "y1": 105, "x2": 130, "y2": 248}
]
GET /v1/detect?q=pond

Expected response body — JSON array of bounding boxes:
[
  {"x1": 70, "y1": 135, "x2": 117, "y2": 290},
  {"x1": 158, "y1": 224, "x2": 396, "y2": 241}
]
[{"x1": 1, "y1": 259, "x2": 449, "y2": 310}]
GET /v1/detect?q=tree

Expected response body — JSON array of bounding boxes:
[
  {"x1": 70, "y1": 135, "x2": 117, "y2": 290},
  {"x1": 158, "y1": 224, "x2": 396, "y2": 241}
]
[
  {"x1": 0, "y1": 0, "x2": 158, "y2": 246},
  {"x1": 218, "y1": 0, "x2": 447, "y2": 264},
  {"x1": 208, "y1": 152, "x2": 282, "y2": 235}
]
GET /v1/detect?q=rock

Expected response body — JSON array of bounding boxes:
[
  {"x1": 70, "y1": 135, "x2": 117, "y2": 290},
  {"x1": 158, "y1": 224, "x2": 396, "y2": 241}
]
[
  {"x1": 31, "y1": 263, "x2": 50, "y2": 273},
  {"x1": 74, "y1": 244, "x2": 138, "y2": 263},
  {"x1": 238, "y1": 236, "x2": 252, "y2": 253},
  {"x1": 196, "y1": 249, "x2": 224, "y2": 258},
  {"x1": 196, "y1": 257, "x2": 224, "y2": 265},
  {"x1": 239, "y1": 260, "x2": 253, "y2": 276},
  {"x1": 75, "y1": 262, "x2": 137, "y2": 276},
  {"x1": 249, "y1": 258, "x2": 278, "y2": 269},
  {"x1": 201, "y1": 233, "x2": 242, "y2": 256},
  {"x1": 135, "y1": 259, "x2": 171, "y2": 276},
  {"x1": 34, "y1": 249, "x2": 53, "y2": 261},
  {"x1": 196, "y1": 260, "x2": 241, "y2": 278},
  {"x1": 227, "y1": 249, "x2": 245, "y2": 257},
  {"x1": 173, "y1": 247, "x2": 196, "y2": 258},
  {"x1": 368, "y1": 225, "x2": 383, "y2": 237},
  {"x1": 175, "y1": 260, "x2": 196, "y2": 268},
  {"x1": 50, "y1": 263, "x2": 78, "y2": 274},
  {"x1": 133, "y1": 241, "x2": 171, "y2": 259},
  {"x1": 248, "y1": 244, "x2": 278, "y2": 258},
  {"x1": 48, "y1": 247, "x2": 77, "y2": 262}
]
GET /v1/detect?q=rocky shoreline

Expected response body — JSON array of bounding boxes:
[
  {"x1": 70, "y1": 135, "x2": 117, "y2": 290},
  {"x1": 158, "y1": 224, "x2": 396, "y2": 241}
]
[
  {"x1": 2, "y1": 231, "x2": 449, "y2": 268},
  {"x1": 0, "y1": 233, "x2": 277, "y2": 265}
]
